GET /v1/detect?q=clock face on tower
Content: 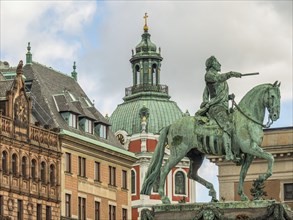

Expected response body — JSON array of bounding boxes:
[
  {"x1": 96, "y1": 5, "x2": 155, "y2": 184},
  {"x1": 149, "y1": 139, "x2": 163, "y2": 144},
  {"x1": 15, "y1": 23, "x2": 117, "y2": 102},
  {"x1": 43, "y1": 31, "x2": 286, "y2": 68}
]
[{"x1": 116, "y1": 133, "x2": 125, "y2": 145}]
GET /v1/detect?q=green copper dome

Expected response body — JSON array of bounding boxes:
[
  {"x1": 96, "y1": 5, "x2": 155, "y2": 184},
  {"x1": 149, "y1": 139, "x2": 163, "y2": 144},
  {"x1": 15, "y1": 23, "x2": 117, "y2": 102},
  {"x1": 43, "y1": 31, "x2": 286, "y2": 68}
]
[
  {"x1": 110, "y1": 16, "x2": 183, "y2": 135},
  {"x1": 135, "y1": 31, "x2": 157, "y2": 54},
  {"x1": 110, "y1": 92, "x2": 183, "y2": 135}
]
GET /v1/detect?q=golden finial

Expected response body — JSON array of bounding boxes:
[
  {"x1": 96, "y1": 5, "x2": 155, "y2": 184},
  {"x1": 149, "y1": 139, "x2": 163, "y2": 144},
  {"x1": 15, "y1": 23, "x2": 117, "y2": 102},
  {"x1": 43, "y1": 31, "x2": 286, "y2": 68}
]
[{"x1": 143, "y1": 12, "x2": 148, "y2": 31}]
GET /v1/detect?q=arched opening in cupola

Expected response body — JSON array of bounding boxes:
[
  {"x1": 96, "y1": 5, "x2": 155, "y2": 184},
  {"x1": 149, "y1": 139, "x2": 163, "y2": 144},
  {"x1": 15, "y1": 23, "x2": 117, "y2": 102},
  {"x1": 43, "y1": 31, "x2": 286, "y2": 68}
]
[{"x1": 152, "y1": 63, "x2": 158, "y2": 85}]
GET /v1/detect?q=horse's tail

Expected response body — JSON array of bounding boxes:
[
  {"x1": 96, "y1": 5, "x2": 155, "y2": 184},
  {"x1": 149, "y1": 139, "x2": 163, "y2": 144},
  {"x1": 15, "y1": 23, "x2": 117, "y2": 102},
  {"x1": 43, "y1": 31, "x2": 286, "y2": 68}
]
[{"x1": 140, "y1": 125, "x2": 170, "y2": 195}]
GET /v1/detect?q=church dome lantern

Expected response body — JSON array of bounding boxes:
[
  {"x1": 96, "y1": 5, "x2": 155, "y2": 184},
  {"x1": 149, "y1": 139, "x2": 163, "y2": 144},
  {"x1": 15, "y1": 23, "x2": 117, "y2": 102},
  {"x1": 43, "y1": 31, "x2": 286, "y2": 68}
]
[
  {"x1": 131, "y1": 13, "x2": 162, "y2": 62},
  {"x1": 110, "y1": 13, "x2": 183, "y2": 136}
]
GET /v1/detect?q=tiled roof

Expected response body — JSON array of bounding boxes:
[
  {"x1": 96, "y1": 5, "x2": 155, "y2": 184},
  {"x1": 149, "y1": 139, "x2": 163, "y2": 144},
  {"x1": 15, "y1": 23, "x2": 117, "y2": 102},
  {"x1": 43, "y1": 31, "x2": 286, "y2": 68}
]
[
  {"x1": 23, "y1": 61, "x2": 122, "y2": 148},
  {"x1": 109, "y1": 92, "x2": 183, "y2": 135},
  {"x1": 0, "y1": 80, "x2": 13, "y2": 97}
]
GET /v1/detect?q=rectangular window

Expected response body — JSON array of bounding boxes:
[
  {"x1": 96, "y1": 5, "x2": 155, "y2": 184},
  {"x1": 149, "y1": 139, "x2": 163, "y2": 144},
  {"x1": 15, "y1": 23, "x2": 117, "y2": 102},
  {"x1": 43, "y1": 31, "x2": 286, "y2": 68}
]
[
  {"x1": 0, "y1": 101, "x2": 6, "y2": 116},
  {"x1": 61, "y1": 112, "x2": 78, "y2": 128},
  {"x1": 17, "y1": 200, "x2": 23, "y2": 220},
  {"x1": 78, "y1": 197, "x2": 86, "y2": 220},
  {"x1": 65, "y1": 194, "x2": 71, "y2": 217},
  {"x1": 109, "y1": 205, "x2": 116, "y2": 220},
  {"x1": 69, "y1": 113, "x2": 77, "y2": 128},
  {"x1": 109, "y1": 166, "x2": 116, "y2": 186},
  {"x1": 284, "y1": 183, "x2": 293, "y2": 200},
  {"x1": 78, "y1": 156, "x2": 86, "y2": 177},
  {"x1": 95, "y1": 201, "x2": 100, "y2": 220},
  {"x1": 85, "y1": 119, "x2": 93, "y2": 134},
  {"x1": 95, "y1": 162, "x2": 101, "y2": 182},
  {"x1": 122, "y1": 208, "x2": 127, "y2": 220},
  {"x1": 131, "y1": 170, "x2": 136, "y2": 194},
  {"x1": 122, "y1": 170, "x2": 127, "y2": 189},
  {"x1": 37, "y1": 204, "x2": 42, "y2": 220},
  {"x1": 65, "y1": 152, "x2": 71, "y2": 173},
  {"x1": 46, "y1": 206, "x2": 52, "y2": 220},
  {"x1": 80, "y1": 118, "x2": 93, "y2": 134},
  {"x1": 96, "y1": 124, "x2": 107, "y2": 139},
  {"x1": 100, "y1": 124, "x2": 107, "y2": 138}
]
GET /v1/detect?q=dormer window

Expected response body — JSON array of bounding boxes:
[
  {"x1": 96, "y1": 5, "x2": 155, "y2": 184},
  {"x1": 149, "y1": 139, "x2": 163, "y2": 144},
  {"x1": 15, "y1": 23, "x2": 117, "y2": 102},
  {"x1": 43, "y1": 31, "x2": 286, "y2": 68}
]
[
  {"x1": 95, "y1": 123, "x2": 107, "y2": 139},
  {"x1": 61, "y1": 112, "x2": 78, "y2": 128},
  {"x1": 79, "y1": 117, "x2": 93, "y2": 134}
]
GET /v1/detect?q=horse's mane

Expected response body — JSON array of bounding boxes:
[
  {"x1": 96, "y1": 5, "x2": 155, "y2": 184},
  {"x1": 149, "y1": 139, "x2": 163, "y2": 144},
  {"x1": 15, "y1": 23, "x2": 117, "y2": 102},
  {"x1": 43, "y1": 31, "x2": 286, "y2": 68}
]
[{"x1": 238, "y1": 83, "x2": 272, "y2": 108}]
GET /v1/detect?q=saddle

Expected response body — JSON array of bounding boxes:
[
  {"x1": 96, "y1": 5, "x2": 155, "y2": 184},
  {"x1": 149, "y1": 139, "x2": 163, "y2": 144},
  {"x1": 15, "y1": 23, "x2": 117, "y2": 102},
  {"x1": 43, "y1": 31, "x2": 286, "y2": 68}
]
[{"x1": 193, "y1": 115, "x2": 240, "y2": 161}]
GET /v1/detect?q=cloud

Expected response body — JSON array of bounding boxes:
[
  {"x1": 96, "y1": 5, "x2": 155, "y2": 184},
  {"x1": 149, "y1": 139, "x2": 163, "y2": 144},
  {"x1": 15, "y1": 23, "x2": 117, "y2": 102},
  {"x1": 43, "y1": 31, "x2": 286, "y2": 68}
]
[
  {"x1": 2, "y1": 1, "x2": 291, "y2": 120},
  {"x1": 73, "y1": 1, "x2": 292, "y2": 121},
  {"x1": 0, "y1": 1, "x2": 97, "y2": 70}
]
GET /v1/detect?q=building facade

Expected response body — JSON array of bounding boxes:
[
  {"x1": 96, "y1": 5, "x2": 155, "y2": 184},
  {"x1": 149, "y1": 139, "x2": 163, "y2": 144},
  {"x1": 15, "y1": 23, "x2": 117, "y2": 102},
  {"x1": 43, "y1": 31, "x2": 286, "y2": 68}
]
[
  {"x1": 1, "y1": 41, "x2": 137, "y2": 219},
  {"x1": 210, "y1": 127, "x2": 293, "y2": 209},
  {"x1": 0, "y1": 62, "x2": 61, "y2": 219},
  {"x1": 109, "y1": 17, "x2": 195, "y2": 219}
]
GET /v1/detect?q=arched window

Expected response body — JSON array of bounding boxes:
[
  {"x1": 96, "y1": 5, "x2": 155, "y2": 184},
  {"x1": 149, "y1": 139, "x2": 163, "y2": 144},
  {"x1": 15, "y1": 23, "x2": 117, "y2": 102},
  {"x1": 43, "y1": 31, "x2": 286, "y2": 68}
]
[
  {"x1": 41, "y1": 161, "x2": 46, "y2": 183},
  {"x1": 152, "y1": 64, "x2": 157, "y2": 85},
  {"x1": 50, "y1": 164, "x2": 55, "y2": 186},
  {"x1": 22, "y1": 156, "x2": 27, "y2": 178},
  {"x1": 135, "y1": 65, "x2": 140, "y2": 85},
  {"x1": 31, "y1": 159, "x2": 37, "y2": 181},
  {"x1": 12, "y1": 153, "x2": 18, "y2": 175},
  {"x1": 131, "y1": 170, "x2": 136, "y2": 194},
  {"x1": 2, "y1": 151, "x2": 8, "y2": 174},
  {"x1": 175, "y1": 171, "x2": 186, "y2": 195}
]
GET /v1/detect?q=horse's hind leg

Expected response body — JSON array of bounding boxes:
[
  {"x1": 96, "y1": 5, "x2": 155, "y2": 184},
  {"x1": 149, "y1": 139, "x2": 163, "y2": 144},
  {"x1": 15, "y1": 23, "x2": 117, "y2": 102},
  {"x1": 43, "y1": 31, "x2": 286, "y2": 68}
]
[
  {"x1": 238, "y1": 154, "x2": 254, "y2": 201},
  {"x1": 187, "y1": 151, "x2": 217, "y2": 202},
  {"x1": 158, "y1": 144, "x2": 189, "y2": 204}
]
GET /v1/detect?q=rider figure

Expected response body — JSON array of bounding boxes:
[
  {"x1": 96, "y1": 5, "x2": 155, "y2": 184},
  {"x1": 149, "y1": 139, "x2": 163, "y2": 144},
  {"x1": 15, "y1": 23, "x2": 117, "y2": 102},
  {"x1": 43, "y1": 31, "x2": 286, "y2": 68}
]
[{"x1": 195, "y1": 56, "x2": 242, "y2": 161}]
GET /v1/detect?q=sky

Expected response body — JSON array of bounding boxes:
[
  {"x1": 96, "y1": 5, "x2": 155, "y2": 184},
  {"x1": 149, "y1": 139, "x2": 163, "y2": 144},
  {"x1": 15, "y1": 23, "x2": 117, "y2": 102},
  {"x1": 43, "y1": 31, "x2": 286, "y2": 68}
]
[{"x1": 1, "y1": 1, "x2": 292, "y2": 202}]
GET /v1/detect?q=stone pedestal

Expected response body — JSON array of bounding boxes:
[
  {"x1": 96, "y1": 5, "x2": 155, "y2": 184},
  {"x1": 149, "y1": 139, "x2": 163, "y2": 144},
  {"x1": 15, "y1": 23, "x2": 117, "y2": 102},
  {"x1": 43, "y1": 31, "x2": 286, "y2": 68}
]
[{"x1": 141, "y1": 200, "x2": 293, "y2": 220}]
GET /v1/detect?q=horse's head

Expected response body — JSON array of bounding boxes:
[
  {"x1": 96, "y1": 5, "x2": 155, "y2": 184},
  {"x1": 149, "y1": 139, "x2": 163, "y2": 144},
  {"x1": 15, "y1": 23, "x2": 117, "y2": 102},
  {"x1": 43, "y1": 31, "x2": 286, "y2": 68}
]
[{"x1": 265, "y1": 81, "x2": 281, "y2": 124}]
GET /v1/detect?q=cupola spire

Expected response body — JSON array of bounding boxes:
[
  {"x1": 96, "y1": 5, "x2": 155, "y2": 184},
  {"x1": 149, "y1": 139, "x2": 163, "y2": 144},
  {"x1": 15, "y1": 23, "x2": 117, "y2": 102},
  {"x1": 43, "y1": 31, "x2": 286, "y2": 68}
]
[
  {"x1": 143, "y1": 12, "x2": 149, "y2": 32},
  {"x1": 26, "y1": 42, "x2": 32, "y2": 64},
  {"x1": 71, "y1": 61, "x2": 77, "y2": 81}
]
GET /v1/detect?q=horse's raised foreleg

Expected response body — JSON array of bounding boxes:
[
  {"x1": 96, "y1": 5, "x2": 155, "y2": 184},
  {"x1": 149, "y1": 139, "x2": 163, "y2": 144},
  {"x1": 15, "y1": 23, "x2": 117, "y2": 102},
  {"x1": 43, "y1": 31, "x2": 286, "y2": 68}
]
[
  {"x1": 187, "y1": 152, "x2": 217, "y2": 202},
  {"x1": 239, "y1": 142, "x2": 274, "y2": 200},
  {"x1": 238, "y1": 154, "x2": 254, "y2": 201},
  {"x1": 245, "y1": 142, "x2": 274, "y2": 180},
  {"x1": 158, "y1": 144, "x2": 189, "y2": 204}
]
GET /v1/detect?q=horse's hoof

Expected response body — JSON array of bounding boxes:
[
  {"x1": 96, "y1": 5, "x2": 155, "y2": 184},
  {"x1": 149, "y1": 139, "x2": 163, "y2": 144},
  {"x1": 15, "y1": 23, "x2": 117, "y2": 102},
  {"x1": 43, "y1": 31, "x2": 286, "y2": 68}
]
[
  {"x1": 240, "y1": 195, "x2": 249, "y2": 201},
  {"x1": 162, "y1": 197, "x2": 171, "y2": 204}
]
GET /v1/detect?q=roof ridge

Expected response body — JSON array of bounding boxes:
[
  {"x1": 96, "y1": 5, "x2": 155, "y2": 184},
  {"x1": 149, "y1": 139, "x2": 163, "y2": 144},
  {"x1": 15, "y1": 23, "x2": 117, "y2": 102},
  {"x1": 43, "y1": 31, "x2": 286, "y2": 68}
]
[{"x1": 32, "y1": 61, "x2": 74, "y2": 80}]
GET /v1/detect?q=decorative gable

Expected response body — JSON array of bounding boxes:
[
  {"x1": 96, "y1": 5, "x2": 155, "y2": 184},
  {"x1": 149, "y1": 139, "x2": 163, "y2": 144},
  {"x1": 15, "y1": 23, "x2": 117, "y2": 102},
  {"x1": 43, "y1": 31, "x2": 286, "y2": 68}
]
[{"x1": 10, "y1": 61, "x2": 31, "y2": 128}]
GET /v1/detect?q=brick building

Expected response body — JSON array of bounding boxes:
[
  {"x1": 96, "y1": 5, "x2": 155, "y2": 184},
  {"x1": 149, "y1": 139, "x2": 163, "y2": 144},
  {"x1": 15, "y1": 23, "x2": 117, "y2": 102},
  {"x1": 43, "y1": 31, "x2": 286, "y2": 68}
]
[
  {"x1": 0, "y1": 42, "x2": 136, "y2": 220},
  {"x1": 0, "y1": 61, "x2": 61, "y2": 219}
]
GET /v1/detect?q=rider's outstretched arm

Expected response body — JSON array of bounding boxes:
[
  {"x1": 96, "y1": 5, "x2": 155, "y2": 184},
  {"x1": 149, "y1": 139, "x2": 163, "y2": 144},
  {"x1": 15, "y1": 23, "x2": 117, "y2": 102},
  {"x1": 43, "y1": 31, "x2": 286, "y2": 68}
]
[{"x1": 206, "y1": 71, "x2": 242, "y2": 83}]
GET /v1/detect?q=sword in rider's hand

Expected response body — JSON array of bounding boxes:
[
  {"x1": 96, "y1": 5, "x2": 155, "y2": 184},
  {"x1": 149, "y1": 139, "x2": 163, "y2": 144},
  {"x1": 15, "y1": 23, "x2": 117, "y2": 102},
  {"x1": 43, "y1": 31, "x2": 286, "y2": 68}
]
[{"x1": 241, "y1": 72, "x2": 259, "y2": 77}]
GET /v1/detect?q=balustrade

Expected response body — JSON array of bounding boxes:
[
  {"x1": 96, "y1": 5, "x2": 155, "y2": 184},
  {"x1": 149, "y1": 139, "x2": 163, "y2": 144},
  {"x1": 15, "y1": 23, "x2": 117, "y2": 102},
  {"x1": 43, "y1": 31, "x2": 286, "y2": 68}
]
[
  {"x1": 29, "y1": 126, "x2": 58, "y2": 148},
  {"x1": 125, "y1": 84, "x2": 169, "y2": 96},
  {"x1": 0, "y1": 116, "x2": 12, "y2": 135}
]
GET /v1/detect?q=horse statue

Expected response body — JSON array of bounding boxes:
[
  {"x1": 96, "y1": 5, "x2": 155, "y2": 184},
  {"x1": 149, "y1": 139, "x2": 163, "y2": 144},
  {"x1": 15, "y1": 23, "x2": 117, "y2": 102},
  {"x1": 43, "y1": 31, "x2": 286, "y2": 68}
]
[{"x1": 140, "y1": 81, "x2": 281, "y2": 204}]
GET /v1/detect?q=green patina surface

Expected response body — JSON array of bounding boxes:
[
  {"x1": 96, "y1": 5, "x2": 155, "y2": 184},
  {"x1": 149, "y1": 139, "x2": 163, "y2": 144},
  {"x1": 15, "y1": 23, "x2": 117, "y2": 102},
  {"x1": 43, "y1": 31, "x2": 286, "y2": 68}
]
[
  {"x1": 140, "y1": 56, "x2": 281, "y2": 205},
  {"x1": 110, "y1": 94, "x2": 183, "y2": 135},
  {"x1": 152, "y1": 200, "x2": 290, "y2": 212},
  {"x1": 60, "y1": 129, "x2": 136, "y2": 158},
  {"x1": 141, "y1": 200, "x2": 293, "y2": 220}
]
